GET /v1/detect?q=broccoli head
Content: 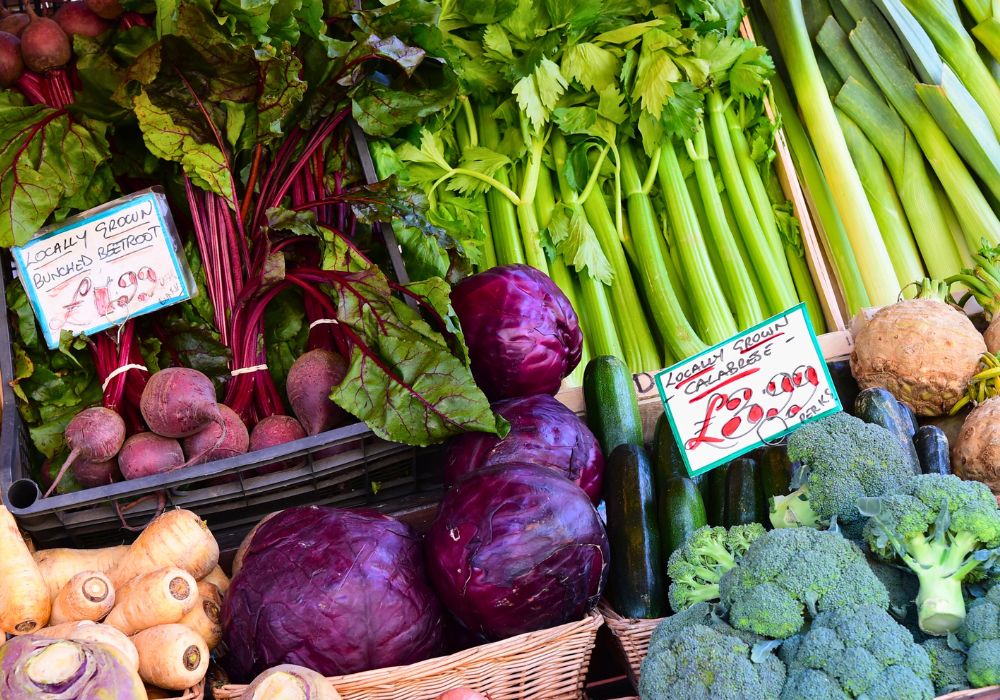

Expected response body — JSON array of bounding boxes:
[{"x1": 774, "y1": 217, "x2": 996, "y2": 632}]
[
  {"x1": 719, "y1": 527, "x2": 889, "y2": 639},
  {"x1": 638, "y1": 623, "x2": 785, "y2": 700},
  {"x1": 921, "y1": 638, "x2": 969, "y2": 695},
  {"x1": 862, "y1": 474, "x2": 1000, "y2": 636},
  {"x1": 771, "y1": 412, "x2": 913, "y2": 538},
  {"x1": 956, "y1": 580, "x2": 1000, "y2": 687},
  {"x1": 667, "y1": 523, "x2": 766, "y2": 611},
  {"x1": 779, "y1": 605, "x2": 934, "y2": 700}
]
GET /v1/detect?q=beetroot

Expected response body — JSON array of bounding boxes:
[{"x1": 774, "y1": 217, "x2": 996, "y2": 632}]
[
  {"x1": 249, "y1": 415, "x2": 306, "y2": 475},
  {"x1": 0, "y1": 31, "x2": 22, "y2": 87},
  {"x1": 140, "y1": 367, "x2": 223, "y2": 438},
  {"x1": 20, "y1": 7, "x2": 71, "y2": 73},
  {"x1": 182, "y1": 404, "x2": 249, "y2": 466},
  {"x1": 72, "y1": 457, "x2": 119, "y2": 488},
  {"x1": 44, "y1": 407, "x2": 126, "y2": 497},
  {"x1": 0, "y1": 11, "x2": 30, "y2": 37},
  {"x1": 118, "y1": 432, "x2": 185, "y2": 480},
  {"x1": 286, "y1": 349, "x2": 348, "y2": 436},
  {"x1": 54, "y1": 3, "x2": 111, "y2": 38},
  {"x1": 84, "y1": 0, "x2": 124, "y2": 20}
]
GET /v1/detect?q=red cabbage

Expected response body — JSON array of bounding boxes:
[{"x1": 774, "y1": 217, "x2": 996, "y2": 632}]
[
  {"x1": 444, "y1": 394, "x2": 604, "y2": 503},
  {"x1": 425, "y1": 465, "x2": 608, "y2": 640},
  {"x1": 221, "y1": 506, "x2": 443, "y2": 681},
  {"x1": 451, "y1": 265, "x2": 582, "y2": 400}
]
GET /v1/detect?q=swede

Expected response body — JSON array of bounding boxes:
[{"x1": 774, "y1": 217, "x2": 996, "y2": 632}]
[
  {"x1": 0, "y1": 30, "x2": 23, "y2": 87},
  {"x1": 140, "y1": 367, "x2": 224, "y2": 438},
  {"x1": 286, "y1": 349, "x2": 347, "y2": 435},
  {"x1": 45, "y1": 406, "x2": 126, "y2": 497},
  {"x1": 33, "y1": 621, "x2": 139, "y2": 672},
  {"x1": 250, "y1": 414, "x2": 306, "y2": 474},
  {"x1": 118, "y1": 432, "x2": 185, "y2": 480},
  {"x1": 20, "y1": 6, "x2": 71, "y2": 73},
  {"x1": 182, "y1": 403, "x2": 248, "y2": 465},
  {"x1": 54, "y1": 2, "x2": 111, "y2": 37},
  {"x1": 244, "y1": 664, "x2": 342, "y2": 699}
]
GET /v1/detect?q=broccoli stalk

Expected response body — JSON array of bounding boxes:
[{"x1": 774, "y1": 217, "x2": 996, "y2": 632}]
[
  {"x1": 910, "y1": 532, "x2": 984, "y2": 635},
  {"x1": 769, "y1": 488, "x2": 818, "y2": 529}
]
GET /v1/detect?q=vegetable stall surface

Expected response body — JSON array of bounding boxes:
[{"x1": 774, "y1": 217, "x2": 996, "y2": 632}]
[{"x1": 0, "y1": 636, "x2": 146, "y2": 699}]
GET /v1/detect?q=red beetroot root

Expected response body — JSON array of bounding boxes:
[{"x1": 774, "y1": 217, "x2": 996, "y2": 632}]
[
  {"x1": 182, "y1": 404, "x2": 249, "y2": 466},
  {"x1": 45, "y1": 407, "x2": 126, "y2": 497},
  {"x1": 286, "y1": 349, "x2": 348, "y2": 436},
  {"x1": 249, "y1": 415, "x2": 306, "y2": 475},
  {"x1": 54, "y1": 3, "x2": 112, "y2": 37},
  {"x1": 20, "y1": 7, "x2": 71, "y2": 73},
  {"x1": 0, "y1": 31, "x2": 23, "y2": 86},
  {"x1": 140, "y1": 367, "x2": 223, "y2": 438},
  {"x1": 118, "y1": 432, "x2": 185, "y2": 480}
]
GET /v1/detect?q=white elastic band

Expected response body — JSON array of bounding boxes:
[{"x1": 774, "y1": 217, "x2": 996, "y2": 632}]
[
  {"x1": 231, "y1": 364, "x2": 269, "y2": 376},
  {"x1": 102, "y1": 364, "x2": 148, "y2": 392},
  {"x1": 309, "y1": 318, "x2": 340, "y2": 330}
]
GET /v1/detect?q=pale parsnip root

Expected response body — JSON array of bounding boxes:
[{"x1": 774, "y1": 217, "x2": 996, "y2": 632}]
[
  {"x1": 132, "y1": 624, "x2": 208, "y2": 690},
  {"x1": 109, "y1": 509, "x2": 219, "y2": 588},
  {"x1": 0, "y1": 505, "x2": 50, "y2": 634},
  {"x1": 105, "y1": 567, "x2": 197, "y2": 635},
  {"x1": 198, "y1": 564, "x2": 230, "y2": 595},
  {"x1": 50, "y1": 570, "x2": 115, "y2": 624},
  {"x1": 34, "y1": 545, "x2": 128, "y2": 599},
  {"x1": 178, "y1": 581, "x2": 222, "y2": 649}
]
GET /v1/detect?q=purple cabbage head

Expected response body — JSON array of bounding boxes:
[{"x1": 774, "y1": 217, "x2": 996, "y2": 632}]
[
  {"x1": 444, "y1": 394, "x2": 604, "y2": 503},
  {"x1": 221, "y1": 506, "x2": 443, "y2": 682},
  {"x1": 0, "y1": 636, "x2": 145, "y2": 699},
  {"x1": 451, "y1": 264, "x2": 582, "y2": 400},
  {"x1": 425, "y1": 465, "x2": 608, "y2": 640}
]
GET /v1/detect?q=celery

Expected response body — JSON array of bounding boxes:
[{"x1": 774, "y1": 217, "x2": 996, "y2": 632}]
[
  {"x1": 849, "y1": 20, "x2": 1000, "y2": 245},
  {"x1": 455, "y1": 104, "x2": 498, "y2": 269},
  {"x1": 476, "y1": 101, "x2": 526, "y2": 266},
  {"x1": 720, "y1": 191, "x2": 769, "y2": 311},
  {"x1": 761, "y1": 0, "x2": 899, "y2": 307},
  {"x1": 550, "y1": 258, "x2": 589, "y2": 388},
  {"x1": 515, "y1": 126, "x2": 551, "y2": 275}
]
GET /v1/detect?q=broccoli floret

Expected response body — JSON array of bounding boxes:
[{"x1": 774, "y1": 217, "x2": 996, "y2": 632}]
[
  {"x1": 862, "y1": 474, "x2": 1000, "y2": 636},
  {"x1": 921, "y1": 638, "x2": 969, "y2": 695},
  {"x1": 779, "y1": 605, "x2": 934, "y2": 700},
  {"x1": 956, "y1": 580, "x2": 1000, "y2": 687},
  {"x1": 667, "y1": 523, "x2": 766, "y2": 611},
  {"x1": 719, "y1": 527, "x2": 889, "y2": 639},
  {"x1": 771, "y1": 413, "x2": 913, "y2": 538},
  {"x1": 639, "y1": 623, "x2": 785, "y2": 699}
]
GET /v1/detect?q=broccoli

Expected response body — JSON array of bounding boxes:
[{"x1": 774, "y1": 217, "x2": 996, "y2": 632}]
[
  {"x1": 770, "y1": 412, "x2": 913, "y2": 538},
  {"x1": 719, "y1": 527, "x2": 889, "y2": 639},
  {"x1": 667, "y1": 523, "x2": 766, "y2": 611},
  {"x1": 864, "y1": 547, "x2": 924, "y2": 638},
  {"x1": 956, "y1": 579, "x2": 1000, "y2": 687},
  {"x1": 779, "y1": 605, "x2": 935, "y2": 700},
  {"x1": 921, "y1": 638, "x2": 969, "y2": 695},
  {"x1": 638, "y1": 623, "x2": 785, "y2": 699},
  {"x1": 862, "y1": 474, "x2": 1000, "y2": 636}
]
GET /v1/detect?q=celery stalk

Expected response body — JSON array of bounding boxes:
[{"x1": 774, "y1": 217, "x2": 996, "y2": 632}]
[
  {"x1": 550, "y1": 258, "x2": 589, "y2": 388},
  {"x1": 515, "y1": 130, "x2": 550, "y2": 275},
  {"x1": 455, "y1": 104, "x2": 497, "y2": 270},
  {"x1": 849, "y1": 20, "x2": 1000, "y2": 245},
  {"x1": 761, "y1": 0, "x2": 899, "y2": 307},
  {"x1": 576, "y1": 272, "x2": 625, "y2": 359},
  {"x1": 476, "y1": 101, "x2": 526, "y2": 266},
  {"x1": 836, "y1": 111, "x2": 925, "y2": 290},
  {"x1": 720, "y1": 191, "x2": 769, "y2": 311}
]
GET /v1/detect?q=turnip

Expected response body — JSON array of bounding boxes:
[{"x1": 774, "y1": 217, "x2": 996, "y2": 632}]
[
  {"x1": 249, "y1": 415, "x2": 306, "y2": 475},
  {"x1": 850, "y1": 281, "x2": 986, "y2": 416},
  {"x1": 140, "y1": 367, "x2": 224, "y2": 438},
  {"x1": 182, "y1": 404, "x2": 248, "y2": 466},
  {"x1": 0, "y1": 31, "x2": 23, "y2": 87},
  {"x1": 84, "y1": 0, "x2": 124, "y2": 20},
  {"x1": 54, "y1": 2, "x2": 111, "y2": 38},
  {"x1": 118, "y1": 433, "x2": 185, "y2": 480},
  {"x1": 0, "y1": 10, "x2": 30, "y2": 37},
  {"x1": 286, "y1": 349, "x2": 348, "y2": 436},
  {"x1": 45, "y1": 407, "x2": 126, "y2": 498},
  {"x1": 72, "y1": 457, "x2": 119, "y2": 489},
  {"x1": 20, "y1": 7, "x2": 71, "y2": 73}
]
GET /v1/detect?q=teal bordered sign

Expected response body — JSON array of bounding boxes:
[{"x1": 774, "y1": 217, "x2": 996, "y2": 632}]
[
  {"x1": 654, "y1": 304, "x2": 841, "y2": 478},
  {"x1": 11, "y1": 189, "x2": 194, "y2": 350}
]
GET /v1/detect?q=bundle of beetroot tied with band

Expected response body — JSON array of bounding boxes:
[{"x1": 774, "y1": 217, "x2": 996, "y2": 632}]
[{"x1": 4, "y1": 0, "x2": 506, "y2": 500}]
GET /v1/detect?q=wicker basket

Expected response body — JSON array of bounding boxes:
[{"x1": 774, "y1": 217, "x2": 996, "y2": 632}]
[
  {"x1": 936, "y1": 689, "x2": 1000, "y2": 699},
  {"x1": 214, "y1": 610, "x2": 602, "y2": 700},
  {"x1": 598, "y1": 603, "x2": 663, "y2": 687}
]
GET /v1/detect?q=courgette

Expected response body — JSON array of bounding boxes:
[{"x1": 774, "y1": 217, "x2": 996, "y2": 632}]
[
  {"x1": 604, "y1": 444, "x2": 665, "y2": 618},
  {"x1": 701, "y1": 464, "x2": 729, "y2": 527},
  {"x1": 915, "y1": 425, "x2": 951, "y2": 475},
  {"x1": 724, "y1": 457, "x2": 765, "y2": 527},
  {"x1": 855, "y1": 387, "x2": 921, "y2": 474},
  {"x1": 583, "y1": 356, "x2": 643, "y2": 458},
  {"x1": 758, "y1": 446, "x2": 792, "y2": 504},
  {"x1": 658, "y1": 476, "x2": 707, "y2": 564},
  {"x1": 653, "y1": 413, "x2": 698, "y2": 488},
  {"x1": 898, "y1": 401, "x2": 919, "y2": 435},
  {"x1": 827, "y1": 359, "x2": 859, "y2": 416}
]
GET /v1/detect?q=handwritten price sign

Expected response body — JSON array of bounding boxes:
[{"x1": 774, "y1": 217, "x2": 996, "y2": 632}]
[
  {"x1": 654, "y1": 304, "x2": 841, "y2": 477},
  {"x1": 12, "y1": 189, "x2": 193, "y2": 349}
]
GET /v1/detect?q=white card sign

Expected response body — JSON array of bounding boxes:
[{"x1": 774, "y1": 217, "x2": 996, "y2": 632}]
[
  {"x1": 654, "y1": 304, "x2": 841, "y2": 477},
  {"x1": 12, "y1": 189, "x2": 194, "y2": 349}
]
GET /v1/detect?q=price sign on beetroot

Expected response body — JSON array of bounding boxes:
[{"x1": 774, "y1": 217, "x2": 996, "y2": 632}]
[
  {"x1": 12, "y1": 189, "x2": 194, "y2": 349},
  {"x1": 654, "y1": 304, "x2": 841, "y2": 477}
]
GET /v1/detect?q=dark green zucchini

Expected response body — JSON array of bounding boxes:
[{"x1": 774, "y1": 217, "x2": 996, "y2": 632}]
[
  {"x1": 915, "y1": 425, "x2": 951, "y2": 475},
  {"x1": 604, "y1": 444, "x2": 665, "y2": 618},
  {"x1": 583, "y1": 356, "x2": 643, "y2": 458},
  {"x1": 658, "y1": 476, "x2": 707, "y2": 565},
  {"x1": 724, "y1": 457, "x2": 765, "y2": 527},
  {"x1": 701, "y1": 464, "x2": 729, "y2": 527},
  {"x1": 652, "y1": 413, "x2": 699, "y2": 489},
  {"x1": 855, "y1": 387, "x2": 921, "y2": 474},
  {"x1": 897, "y1": 401, "x2": 919, "y2": 435},
  {"x1": 827, "y1": 359, "x2": 859, "y2": 416},
  {"x1": 758, "y1": 446, "x2": 792, "y2": 504}
]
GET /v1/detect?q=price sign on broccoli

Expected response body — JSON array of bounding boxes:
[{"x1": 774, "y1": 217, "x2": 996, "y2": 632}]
[
  {"x1": 12, "y1": 189, "x2": 194, "y2": 350},
  {"x1": 654, "y1": 304, "x2": 841, "y2": 477}
]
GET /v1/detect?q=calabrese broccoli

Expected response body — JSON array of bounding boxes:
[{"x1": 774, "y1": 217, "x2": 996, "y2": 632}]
[
  {"x1": 770, "y1": 412, "x2": 912, "y2": 538},
  {"x1": 956, "y1": 578, "x2": 1000, "y2": 688},
  {"x1": 667, "y1": 523, "x2": 765, "y2": 611},
  {"x1": 862, "y1": 474, "x2": 1000, "y2": 636}
]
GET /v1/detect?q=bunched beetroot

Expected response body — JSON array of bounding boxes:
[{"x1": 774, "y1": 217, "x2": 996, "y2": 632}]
[
  {"x1": 0, "y1": 11, "x2": 29, "y2": 37},
  {"x1": 140, "y1": 368, "x2": 223, "y2": 438},
  {"x1": 182, "y1": 404, "x2": 249, "y2": 466},
  {"x1": 72, "y1": 458, "x2": 119, "y2": 488},
  {"x1": 54, "y1": 3, "x2": 111, "y2": 38},
  {"x1": 45, "y1": 407, "x2": 126, "y2": 497},
  {"x1": 84, "y1": 0, "x2": 123, "y2": 20},
  {"x1": 118, "y1": 433, "x2": 185, "y2": 480},
  {"x1": 444, "y1": 394, "x2": 604, "y2": 503},
  {"x1": 0, "y1": 31, "x2": 23, "y2": 87},
  {"x1": 249, "y1": 415, "x2": 306, "y2": 475},
  {"x1": 285, "y1": 349, "x2": 347, "y2": 436},
  {"x1": 19, "y1": 7, "x2": 71, "y2": 73},
  {"x1": 451, "y1": 265, "x2": 582, "y2": 400}
]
